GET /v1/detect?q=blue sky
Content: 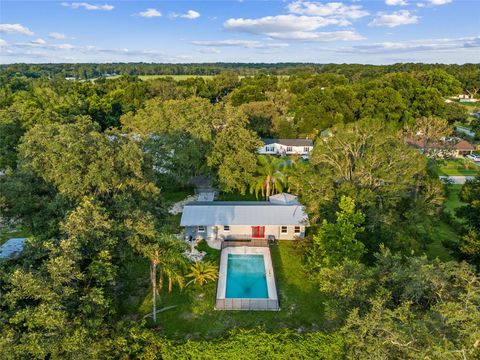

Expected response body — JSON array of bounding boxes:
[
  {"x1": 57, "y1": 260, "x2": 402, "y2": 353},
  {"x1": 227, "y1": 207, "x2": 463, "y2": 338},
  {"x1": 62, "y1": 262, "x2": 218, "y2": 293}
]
[{"x1": 0, "y1": 0, "x2": 479, "y2": 64}]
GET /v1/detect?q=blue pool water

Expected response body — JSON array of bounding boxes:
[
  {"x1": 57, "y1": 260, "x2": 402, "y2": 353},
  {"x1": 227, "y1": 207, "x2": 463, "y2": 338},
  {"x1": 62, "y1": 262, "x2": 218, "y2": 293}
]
[{"x1": 226, "y1": 254, "x2": 268, "y2": 298}]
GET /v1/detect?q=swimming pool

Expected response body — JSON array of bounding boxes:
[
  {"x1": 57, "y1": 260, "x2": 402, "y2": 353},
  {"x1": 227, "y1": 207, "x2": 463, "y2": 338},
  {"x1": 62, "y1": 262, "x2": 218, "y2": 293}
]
[
  {"x1": 216, "y1": 246, "x2": 279, "y2": 310},
  {"x1": 226, "y1": 254, "x2": 268, "y2": 298}
]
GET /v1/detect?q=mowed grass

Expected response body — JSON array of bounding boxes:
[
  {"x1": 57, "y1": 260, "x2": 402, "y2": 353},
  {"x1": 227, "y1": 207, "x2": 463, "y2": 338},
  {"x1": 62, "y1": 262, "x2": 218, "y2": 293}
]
[
  {"x1": 444, "y1": 184, "x2": 465, "y2": 215},
  {"x1": 0, "y1": 225, "x2": 30, "y2": 246},
  {"x1": 426, "y1": 222, "x2": 458, "y2": 261},
  {"x1": 118, "y1": 241, "x2": 325, "y2": 339},
  {"x1": 434, "y1": 159, "x2": 480, "y2": 176}
]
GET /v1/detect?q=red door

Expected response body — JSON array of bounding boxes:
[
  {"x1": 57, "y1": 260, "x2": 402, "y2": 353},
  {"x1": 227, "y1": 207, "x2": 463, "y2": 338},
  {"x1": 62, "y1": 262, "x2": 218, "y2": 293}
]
[{"x1": 251, "y1": 226, "x2": 265, "y2": 238}]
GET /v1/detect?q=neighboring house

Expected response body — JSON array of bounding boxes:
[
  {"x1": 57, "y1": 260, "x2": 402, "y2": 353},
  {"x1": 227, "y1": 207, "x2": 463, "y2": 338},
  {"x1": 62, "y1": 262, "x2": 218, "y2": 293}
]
[
  {"x1": 406, "y1": 137, "x2": 475, "y2": 158},
  {"x1": 258, "y1": 138, "x2": 313, "y2": 158},
  {"x1": 180, "y1": 193, "x2": 309, "y2": 242},
  {"x1": 454, "y1": 93, "x2": 478, "y2": 103}
]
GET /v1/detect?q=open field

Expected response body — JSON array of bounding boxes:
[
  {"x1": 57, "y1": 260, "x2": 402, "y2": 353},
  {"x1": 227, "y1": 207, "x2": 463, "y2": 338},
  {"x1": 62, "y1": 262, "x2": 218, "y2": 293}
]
[
  {"x1": 103, "y1": 74, "x2": 290, "y2": 81},
  {"x1": 118, "y1": 241, "x2": 325, "y2": 339},
  {"x1": 139, "y1": 75, "x2": 216, "y2": 81}
]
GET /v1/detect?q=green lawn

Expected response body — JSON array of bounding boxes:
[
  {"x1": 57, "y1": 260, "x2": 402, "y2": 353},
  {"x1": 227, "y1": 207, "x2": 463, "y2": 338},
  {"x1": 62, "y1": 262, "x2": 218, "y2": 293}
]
[
  {"x1": 161, "y1": 187, "x2": 195, "y2": 204},
  {"x1": 460, "y1": 101, "x2": 480, "y2": 109},
  {"x1": 444, "y1": 184, "x2": 465, "y2": 215},
  {"x1": 433, "y1": 159, "x2": 480, "y2": 176},
  {"x1": 425, "y1": 184, "x2": 465, "y2": 261},
  {"x1": 426, "y1": 222, "x2": 458, "y2": 261},
  {"x1": 118, "y1": 241, "x2": 325, "y2": 339},
  {"x1": 0, "y1": 225, "x2": 30, "y2": 246}
]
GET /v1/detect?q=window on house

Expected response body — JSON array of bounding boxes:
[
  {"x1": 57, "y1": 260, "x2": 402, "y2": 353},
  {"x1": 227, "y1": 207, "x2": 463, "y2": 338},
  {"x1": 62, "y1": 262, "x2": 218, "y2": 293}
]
[
  {"x1": 281, "y1": 226, "x2": 288, "y2": 233},
  {"x1": 198, "y1": 226, "x2": 205, "y2": 232},
  {"x1": 304, "y1": 147, "x2": 310, "y2": 152},
  {"x1": 294, "y1": 226, "x2": 301, "y2": 234},
  {"x1": 224, "y1": 225, "x2": 230, "y2": 232},
  {"x1": 286, "y1": 146, "x2": 293, "y2": 152}
]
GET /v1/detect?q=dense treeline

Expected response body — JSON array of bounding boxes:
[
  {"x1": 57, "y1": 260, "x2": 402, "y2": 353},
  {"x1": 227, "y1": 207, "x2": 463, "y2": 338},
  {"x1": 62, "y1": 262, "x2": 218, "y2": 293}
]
[
  {"x1": 1, "y1": 62, "x2": 479, "y2": 85},
  {"x1": 0, "y1": 64, "x2": 479, "y2": 359}
]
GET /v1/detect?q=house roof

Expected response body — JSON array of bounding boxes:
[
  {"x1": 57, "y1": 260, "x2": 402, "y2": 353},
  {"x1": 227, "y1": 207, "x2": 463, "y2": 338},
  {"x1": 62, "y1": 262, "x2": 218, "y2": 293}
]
[
  {"x1": 262, "y1": 138, "x2": 314, "y2": 147},
  {"x1": 406, "y1": 137, "x2": 475, "y2": 151},
  {"x1": 180, "y1": 201, "x2": 309, "y2": 226}
]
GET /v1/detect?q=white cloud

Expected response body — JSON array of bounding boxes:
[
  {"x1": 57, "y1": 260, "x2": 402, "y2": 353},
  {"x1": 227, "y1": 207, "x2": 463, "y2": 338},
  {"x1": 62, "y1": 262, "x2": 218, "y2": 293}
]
[
  {"x1": 61, "y1": 2, "x2": 114, "y2": 11},
  {"x1": 385, "y1": 0, "x2": 408, "y2": 5},
  {"x1": 55, "y1": 43, "x2": 76, "y2": 50},
  {"x1": 0, "y1": 38, "x2": 7, "y2": 46},
  {"x1": 224, "y1": 14, "x2": 363, "y2": 41},
  {"x1": 287, "y1": 1, "x2": 369, "y2": 19},
  {"x1": 11, "y1": 40, "x2": 76, "y2": 50},
  {"x1": 226, "y1": 15, "x2": 348, "y2": 33},
  {"x1": 369, "y1": 10, "x2": 419, "y2": 28},
  {"x1": 416, "y1": 0, "x2": 452, "y2": 7},
  {"x1": 48, "y1": 32, "x2": 67, "y2": 39},
  {"x1": 336, "y1": 36, "x2": 480, "y2": 54},
  {"x1": 181, "y1": 10, "x2": 200, "y2": 19},
  {"x1": 197, "y1": 47, "x2": 221, "y2": 54},
  {"x1": 137, "y1": 8, "x2": 162, "y2": 18},
  {"x1": 428, "y1": 0, "x2": 452, "y2": 4},
  {"x1": 31, "y1": 38, "x2": 46, "y2": 45},
  {"x1": 0, "y1": 23, "x2": 34, "y2": 36},
  {"x1": 192, "y1": 39, "x2": 288, "y2": 49}
]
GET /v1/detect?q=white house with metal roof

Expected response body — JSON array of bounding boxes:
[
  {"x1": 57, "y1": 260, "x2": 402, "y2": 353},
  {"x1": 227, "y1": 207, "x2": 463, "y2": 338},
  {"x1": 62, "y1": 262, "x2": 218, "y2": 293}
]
[
  {"x1": 180, "y1": 193, "x2": 309, "y2": 243},
  {"x1": 258, "y1": 138, "x2": 313, "y2": 158}
]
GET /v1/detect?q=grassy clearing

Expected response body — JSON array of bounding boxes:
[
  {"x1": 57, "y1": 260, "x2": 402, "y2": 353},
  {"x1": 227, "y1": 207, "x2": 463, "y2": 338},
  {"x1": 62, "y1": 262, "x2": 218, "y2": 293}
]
[
  {"x1": 106, "y1": 74, "x2": 290, "y2": 82},
  {"x1": 118, "y1": 241, "x2": 325, "y2": 339},
  {"x1": 433, "y1": 159, "x2": 480, "y2": 176},
  {"x1": 425, "y1": 184, "x2": 465, "y2": 261},
  {"x1": 426, "y1": 222, "x2": 457, "y2": 261},
  {"x1": 0, "y1": 225, "x2": 30, "y2": 246},
  {"x1": 459, "y1": 101, "x2": 480, "y2": 109},
  {"x1": 161, "y1": 187, "x2": 194, "y2": 204},
  {"x1": 139, "y1": 75, "x2": 216, "y2": 81},
  {"x1": 444, "y1": 184, "x2": 465, "y2": 215}
]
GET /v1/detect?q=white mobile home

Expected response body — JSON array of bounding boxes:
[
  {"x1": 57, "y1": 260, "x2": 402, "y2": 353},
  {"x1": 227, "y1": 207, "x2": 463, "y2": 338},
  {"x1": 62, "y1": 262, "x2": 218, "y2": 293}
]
[
  {"x1": 258, "y1": 139, "x2": 313, "y2": 158},
  {"x1": 180, "y1": 193, "x2": 309, "y2": 242}
]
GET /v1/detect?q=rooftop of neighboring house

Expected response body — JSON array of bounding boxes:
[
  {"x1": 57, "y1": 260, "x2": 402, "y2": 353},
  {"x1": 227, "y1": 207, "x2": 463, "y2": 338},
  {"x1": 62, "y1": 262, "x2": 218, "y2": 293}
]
[
  {"x1": 406, "y1": 137, "x2": 475, "y2": 151},
  {"x1": 261, "y1": 138, "x2": 314, "y2": 147}
]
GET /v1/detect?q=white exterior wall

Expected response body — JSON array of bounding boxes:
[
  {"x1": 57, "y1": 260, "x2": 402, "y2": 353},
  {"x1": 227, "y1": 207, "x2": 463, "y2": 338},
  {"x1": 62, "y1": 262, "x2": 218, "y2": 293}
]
[
  {"x1": 194, "y1": 224, "x2": 306, "y2": 240},
  {"x1": 258, "y1": 144, "x2": 312, "y2": 156}
]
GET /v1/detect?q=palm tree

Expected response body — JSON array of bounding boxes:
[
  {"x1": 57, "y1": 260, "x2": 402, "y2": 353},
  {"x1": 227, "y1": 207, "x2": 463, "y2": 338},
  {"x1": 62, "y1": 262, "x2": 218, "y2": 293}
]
[
  {"x1": 140, "y1": 233, "x2": 187, "y2": 323},
  {"x1": 250, "y1": 155, "x2": 288, "y2": 199},
  {"x1": 186, "y1": 261, "x2": 218, "y2": 287}
]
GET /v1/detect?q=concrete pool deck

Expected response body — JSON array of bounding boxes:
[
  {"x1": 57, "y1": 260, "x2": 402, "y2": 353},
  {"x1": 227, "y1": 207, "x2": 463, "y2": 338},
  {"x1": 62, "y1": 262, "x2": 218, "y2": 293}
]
[{"x1": 215, "y1": 246, "x2": 279, "y2": 311}]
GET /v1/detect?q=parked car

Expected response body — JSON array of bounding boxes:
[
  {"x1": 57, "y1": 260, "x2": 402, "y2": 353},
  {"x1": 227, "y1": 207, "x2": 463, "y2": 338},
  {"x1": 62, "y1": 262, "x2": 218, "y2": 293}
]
[{"x1": 466, "y1": 154, "x2": 480, "y2": 162}]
